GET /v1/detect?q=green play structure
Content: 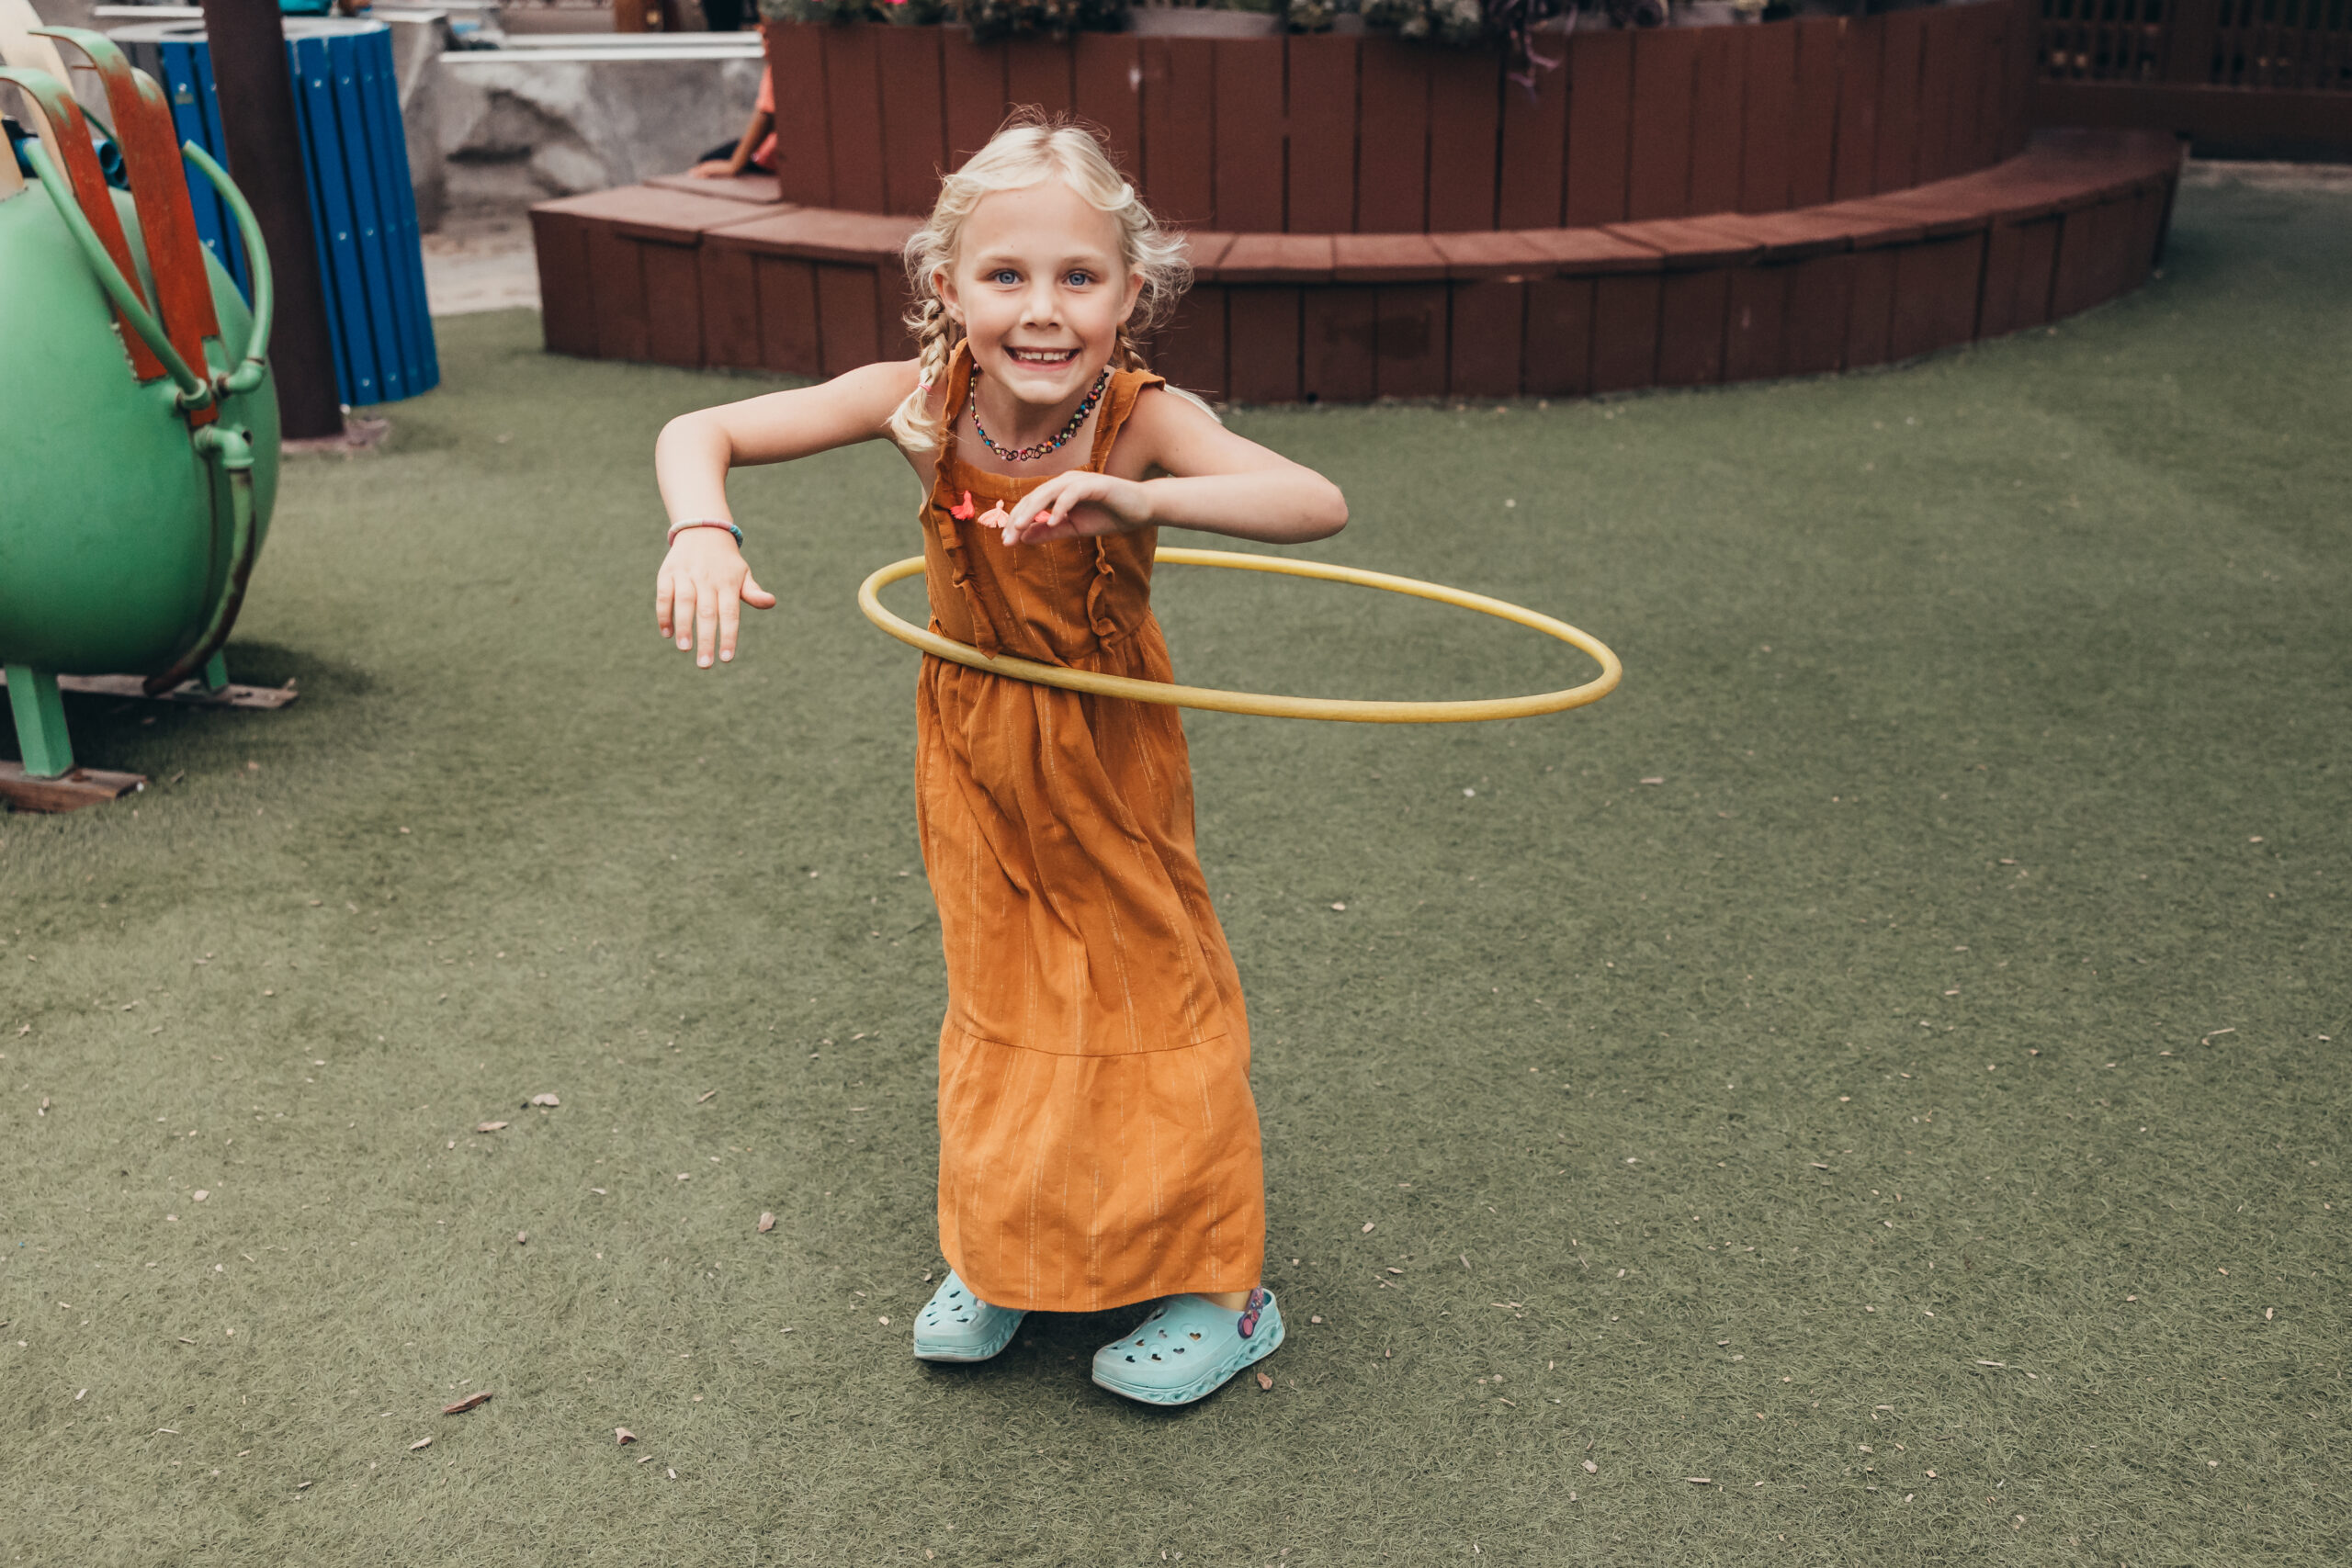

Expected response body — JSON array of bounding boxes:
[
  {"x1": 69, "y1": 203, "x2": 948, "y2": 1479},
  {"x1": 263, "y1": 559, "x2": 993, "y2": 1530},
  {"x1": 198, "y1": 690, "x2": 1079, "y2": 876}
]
[{"x1": 0, "y1": 31, "x2": 278, "y2": 793}]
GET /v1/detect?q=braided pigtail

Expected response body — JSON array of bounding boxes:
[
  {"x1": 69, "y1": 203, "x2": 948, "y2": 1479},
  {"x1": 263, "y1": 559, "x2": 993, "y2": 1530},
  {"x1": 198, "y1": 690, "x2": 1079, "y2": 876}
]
[{"x1": 888, "y1": 293, "x2": 959, "y2": 452}]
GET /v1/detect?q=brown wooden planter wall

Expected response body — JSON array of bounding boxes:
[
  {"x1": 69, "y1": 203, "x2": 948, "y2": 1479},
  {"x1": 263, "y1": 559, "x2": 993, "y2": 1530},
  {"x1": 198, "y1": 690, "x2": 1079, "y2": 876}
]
[
  {"x1": 533, "y1": 129, "x2": 2181, "y2": 402},
  {"x1": 763, "y1": 0, "x2": 2039, "y2": 233},
  {"x1": 1142, "y1": 133, "x2": 2179, "y2": 402}
]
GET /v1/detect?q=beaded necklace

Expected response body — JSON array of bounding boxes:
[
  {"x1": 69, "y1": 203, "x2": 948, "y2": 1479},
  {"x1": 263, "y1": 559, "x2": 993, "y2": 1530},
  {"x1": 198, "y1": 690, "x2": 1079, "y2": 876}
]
[{"x1": 969, "y1": 364, "x2": 1111, "y2": 464}]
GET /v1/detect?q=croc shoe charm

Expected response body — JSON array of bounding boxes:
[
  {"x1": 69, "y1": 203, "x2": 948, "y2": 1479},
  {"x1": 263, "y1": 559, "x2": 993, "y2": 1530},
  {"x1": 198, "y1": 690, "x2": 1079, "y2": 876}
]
[
  {"x1": 1091, "y1": 1287, "x2": 1283, "y2": 1406},
  {"x1": 912, "y1": 1269, "x2": 1026, "y2": 1362}
]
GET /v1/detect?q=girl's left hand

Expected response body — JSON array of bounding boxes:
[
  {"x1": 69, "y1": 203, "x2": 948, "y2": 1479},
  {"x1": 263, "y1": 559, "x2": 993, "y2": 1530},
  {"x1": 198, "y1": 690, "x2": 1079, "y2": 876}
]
[{"x1": 994, "y1": 471, "x2": 1152, "y2": 547}]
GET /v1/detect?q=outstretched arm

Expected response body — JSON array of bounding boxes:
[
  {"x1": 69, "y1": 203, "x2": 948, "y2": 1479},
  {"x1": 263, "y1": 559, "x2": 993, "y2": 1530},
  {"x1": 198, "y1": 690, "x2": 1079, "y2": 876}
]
[
  {"x1": 654, "y1": 359, "x2": 918, "y2": 666},
  {"x1": 690, "y1": 107, "x2": 773, "y2": 178},
  {"x1": 993, "y1": 386, "x2": 1348, "y2": 548}
]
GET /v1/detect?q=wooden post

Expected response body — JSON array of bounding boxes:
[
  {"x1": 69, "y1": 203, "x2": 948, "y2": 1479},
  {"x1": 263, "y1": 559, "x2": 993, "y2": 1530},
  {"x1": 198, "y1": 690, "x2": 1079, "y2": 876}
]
[
  {"x1": 2163, "y1": 0, "x2": 2223, "y2": 85},
  {"x1": 4, "y1": 664, "x2": 73, "y2": 779},
  {"x1": 197, "y1": 0, "x2": 344, "y2": 439}
]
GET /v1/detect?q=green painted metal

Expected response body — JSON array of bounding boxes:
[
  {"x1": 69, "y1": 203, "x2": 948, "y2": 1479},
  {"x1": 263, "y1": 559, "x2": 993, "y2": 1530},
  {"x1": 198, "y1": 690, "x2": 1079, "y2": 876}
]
[
  {"x1": 4, "y1": 666, "x2": 73, "y2": 779},
  {"x1": 0, "y1": 65, "x2": 279, "y2": 781}
]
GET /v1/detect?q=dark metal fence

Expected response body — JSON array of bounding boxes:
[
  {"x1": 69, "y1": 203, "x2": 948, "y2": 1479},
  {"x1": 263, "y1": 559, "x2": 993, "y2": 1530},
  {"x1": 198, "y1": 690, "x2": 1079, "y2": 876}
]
[
  {"x1": 2040, "y1": 0, "x2": 2352, "y2": 89},
  {"x1": 2037, "y1": 0, "x2": 2352, "y2": 155}
]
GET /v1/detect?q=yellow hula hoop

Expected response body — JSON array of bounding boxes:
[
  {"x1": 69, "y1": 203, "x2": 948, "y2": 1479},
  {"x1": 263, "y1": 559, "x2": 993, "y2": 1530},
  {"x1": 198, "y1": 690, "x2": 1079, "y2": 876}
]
[{"x1": 856, "y1": 547, "x2": 1622, "y2": 724}]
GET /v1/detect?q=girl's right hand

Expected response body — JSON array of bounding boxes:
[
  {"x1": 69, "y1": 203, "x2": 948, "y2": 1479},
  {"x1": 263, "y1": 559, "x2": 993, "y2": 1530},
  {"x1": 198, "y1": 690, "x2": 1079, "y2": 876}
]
[{"x1": 657, "y1": 530, "x2": 776, "y2": 667}]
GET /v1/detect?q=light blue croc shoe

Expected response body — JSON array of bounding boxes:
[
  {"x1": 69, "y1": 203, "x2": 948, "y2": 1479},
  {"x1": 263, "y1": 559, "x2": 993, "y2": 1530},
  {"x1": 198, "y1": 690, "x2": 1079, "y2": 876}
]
[
  {"x1": 1091, "y1": 1287, "x2": 1283, "y2": 1406},
  {"x1": 912, "y1": 1269, "x2": 1025, "y2": 1362}
]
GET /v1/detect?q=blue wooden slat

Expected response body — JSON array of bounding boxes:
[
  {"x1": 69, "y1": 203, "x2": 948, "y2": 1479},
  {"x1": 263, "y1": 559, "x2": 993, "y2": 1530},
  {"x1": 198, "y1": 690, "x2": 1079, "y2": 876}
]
[
  {"x1": 284, "y1": 36, "x2": 354, "y2": 403},
  {"x1": 293, "y1": 35, "x2": 374, "y2": 404},
  {"x1": 156, "y1": 46, "x2": 229, "y2": 278},
  {"x1": 334, "y1": 32, "x2": 406, "y2": 402},
  {"x1": 168, "y1": 42, "x2": 232, "y2": 278},
  {"x1": 192, "y1": 44, "x2": 249, "y2": 296},
  {"x1": 347, "y1": 31, "x2": 408, "y2": 397},
  {"x1": 355, "y1": 31, "x2": 435, "y2": 395},
  {"x1": 171, "y1": 41, "x2": 250, "y2": 298}
]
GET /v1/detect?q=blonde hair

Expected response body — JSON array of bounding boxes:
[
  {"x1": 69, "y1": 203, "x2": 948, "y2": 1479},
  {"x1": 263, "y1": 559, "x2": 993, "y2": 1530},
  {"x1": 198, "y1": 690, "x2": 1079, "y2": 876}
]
[{"x1": 890, "y1": 111, "x2": 1194, "y2": 452}]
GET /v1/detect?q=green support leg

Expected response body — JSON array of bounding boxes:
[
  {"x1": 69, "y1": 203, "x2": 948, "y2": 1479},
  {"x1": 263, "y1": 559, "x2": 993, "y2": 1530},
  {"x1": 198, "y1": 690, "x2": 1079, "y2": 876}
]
[
  {"x1": 200, "y1": 649, "x2": 230, "y2": 693},
  {"x1": 5, "y1": 665, "x2": 74, "y2": 779}
]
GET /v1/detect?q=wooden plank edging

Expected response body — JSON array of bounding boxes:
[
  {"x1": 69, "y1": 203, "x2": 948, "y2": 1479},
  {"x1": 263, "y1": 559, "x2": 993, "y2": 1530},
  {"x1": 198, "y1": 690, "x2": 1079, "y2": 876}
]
[{"x1": 534, "y1": 127, "x2": 2184, "y2": 401}]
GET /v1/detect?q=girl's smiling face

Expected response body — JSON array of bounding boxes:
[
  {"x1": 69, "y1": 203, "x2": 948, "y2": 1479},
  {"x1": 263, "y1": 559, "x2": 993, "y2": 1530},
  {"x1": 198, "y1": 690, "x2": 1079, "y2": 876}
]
[{"x1": 939, "y1": 179, "x2": 1143, "y2": 414}]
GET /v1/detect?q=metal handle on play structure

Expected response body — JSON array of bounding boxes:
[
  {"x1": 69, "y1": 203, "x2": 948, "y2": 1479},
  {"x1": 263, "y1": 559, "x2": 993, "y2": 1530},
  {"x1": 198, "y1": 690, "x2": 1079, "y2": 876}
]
[
  {"x1": 18, "y1": 140, "x2": 274, "y2": 404},
  {"x1": 21, "y1": 138, "x2": 212, "y2": 409},
  {"x1": 181, "y1": 142, "x2": 273, "y2": 396},
  {"x1": 141, "y1": 423, "x2": 258, "y2": 697}
]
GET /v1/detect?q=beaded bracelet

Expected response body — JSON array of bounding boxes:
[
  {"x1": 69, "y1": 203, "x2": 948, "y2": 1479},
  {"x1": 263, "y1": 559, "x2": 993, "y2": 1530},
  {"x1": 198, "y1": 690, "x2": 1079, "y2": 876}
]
[{"x1": 667, "y1": 517, "x2": 742, "y2": 546}]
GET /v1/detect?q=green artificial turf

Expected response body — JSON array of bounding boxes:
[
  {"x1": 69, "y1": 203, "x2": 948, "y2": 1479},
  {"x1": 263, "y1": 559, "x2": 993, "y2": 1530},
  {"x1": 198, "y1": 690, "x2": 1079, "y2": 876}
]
[{"x1": 4, "y1": 180, "x2": 2347, "y2": 1566}]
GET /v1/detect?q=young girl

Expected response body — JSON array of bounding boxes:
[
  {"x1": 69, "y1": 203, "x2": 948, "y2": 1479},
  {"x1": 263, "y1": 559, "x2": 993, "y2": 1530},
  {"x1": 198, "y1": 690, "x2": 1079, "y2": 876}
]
[{"x1": 651, "y1": 115, "x2": 1347, "y2": 1406}]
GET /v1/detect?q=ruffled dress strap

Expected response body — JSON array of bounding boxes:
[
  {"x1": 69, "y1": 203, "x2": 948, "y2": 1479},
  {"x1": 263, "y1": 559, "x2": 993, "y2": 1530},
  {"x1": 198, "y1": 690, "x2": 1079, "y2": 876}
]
[{"x1": 1080, "y1": 361, "x2": 1163, "y2": 648}]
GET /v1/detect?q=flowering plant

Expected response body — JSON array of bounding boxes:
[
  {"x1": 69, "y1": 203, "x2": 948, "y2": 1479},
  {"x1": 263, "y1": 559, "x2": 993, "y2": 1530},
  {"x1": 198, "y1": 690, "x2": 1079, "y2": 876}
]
[
  {"x1": 759, "y1": 0, "x2": 956, "y2": 21},
  {"x1": 958, "y1": 0, "x2": 1128, "y2": 40},
  {"x1": 1353, "y1": 0, "x2": 1668, "y2": 81},
  {"x1": 1358, "y1": 0, "x2": 1586, "y2": 81}
]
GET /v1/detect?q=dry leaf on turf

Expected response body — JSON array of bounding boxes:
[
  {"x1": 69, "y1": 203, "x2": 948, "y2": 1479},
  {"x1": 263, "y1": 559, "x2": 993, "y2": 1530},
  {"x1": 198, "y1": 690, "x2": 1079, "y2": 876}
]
[
  {"x1": 757, "y1": 1213, "x2": 775, "y2": 1234},
  {"x1": 615, "y1": 1427, "x2": 636, "y2": 1446},
  {"x1": 1583, "y1": 1460, "x2": 1598, "y2": 1473},
  {"x1": 477, "y1": 1122, "x2": 508, "y2": 1134},
  {"x1": 528, "y1": 1094, "x2": 560, "y2": 1108},
  {"x1": 408, "y1": 1438, "x2": 432, "y2": 1451},
  {"x1": 1256, "y1": 1371, "x2": 1273, "y2": 1391},
  {"x1": 443, "y1": 1392, "x2": 492, "y2": 1415},
  {"x1": 514, "y1": 1232, "x2": 528, "y2": 1245},
  {"x1": 696, "y1": 1090, "x2": 717, "y2": 1104}
]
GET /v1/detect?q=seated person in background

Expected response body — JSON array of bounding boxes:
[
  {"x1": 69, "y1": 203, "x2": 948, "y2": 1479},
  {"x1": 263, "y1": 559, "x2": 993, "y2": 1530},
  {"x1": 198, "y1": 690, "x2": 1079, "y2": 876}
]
[{"x1": 692, "y1": 51, "x2": 775, "y2": 179}]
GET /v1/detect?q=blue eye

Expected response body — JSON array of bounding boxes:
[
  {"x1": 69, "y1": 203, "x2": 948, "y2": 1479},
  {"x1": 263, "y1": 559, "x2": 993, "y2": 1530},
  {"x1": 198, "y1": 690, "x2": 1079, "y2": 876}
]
[
  {"x1": 990, "y1": 268, "x2": 1020, "y2": 286},
  {"x1": 1065, "y1": 270, "x2": 1093, "y2": 288}
]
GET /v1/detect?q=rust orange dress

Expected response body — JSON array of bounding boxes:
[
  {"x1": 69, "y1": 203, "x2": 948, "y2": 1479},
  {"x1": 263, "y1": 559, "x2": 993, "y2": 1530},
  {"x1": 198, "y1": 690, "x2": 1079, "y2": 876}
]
[{"x1": 915, "y1": 344, "x2": 1264, "y2": 1314}]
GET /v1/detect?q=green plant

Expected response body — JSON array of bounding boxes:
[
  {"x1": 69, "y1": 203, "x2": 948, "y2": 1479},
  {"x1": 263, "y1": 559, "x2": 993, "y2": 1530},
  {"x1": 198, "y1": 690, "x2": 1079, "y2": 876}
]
[
  {"x1": 956, "y1": 0, "x2": 1128, "y2": 41},
  {"x1": 1360, "y1": 0, "x2": 1593, "y2": 80},
  {"x1": 757, "y1": 0, "x2": 872, "y2": 22},
  {"x1": 758, "y1": 0, "x2": 867, "y2": 21},
  {"x1": 1360, "y1": 0, "x2": 1489, "y2": 47},
  {"x1": 758, "y1": 0, "x2": 954, "y2": 21}
]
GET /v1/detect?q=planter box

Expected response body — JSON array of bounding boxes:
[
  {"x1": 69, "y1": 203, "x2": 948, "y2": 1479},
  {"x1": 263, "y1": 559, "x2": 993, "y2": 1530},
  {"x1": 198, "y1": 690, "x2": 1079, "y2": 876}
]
[
  {"x1": 536, "y1": 126, "x2": 2185, "y2": 401},
  {"x1": 762, "y1": 1, "x2": 2036, "y2": 231},
  {"x1": 537, "y1": 0, "x2": 2188, "y2": 408}
]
